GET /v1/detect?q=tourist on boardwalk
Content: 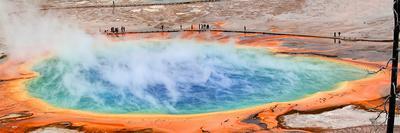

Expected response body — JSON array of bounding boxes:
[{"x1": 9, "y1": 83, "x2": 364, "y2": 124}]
[
  {"x1": 206, "y1": 24, "x2": 210, "y2": 30},
  {"x1": 121, "y1": 26, "x2": 125, "y2": 33},
  {"x1": 334, "y1": 32, "x2": 336, "y2": 37},
  {"x1": 114, "y1": 27, "x2": 119, "y2": 37},
  {"x1": 338, "y1": 32, "x2": 341, "y2": 37},
  {"x1": 161, "y1": 25, "x2": 164, "y2": 31},
  {"x1": 111, "y1": 27, "x2": 115, "y2": 33}
]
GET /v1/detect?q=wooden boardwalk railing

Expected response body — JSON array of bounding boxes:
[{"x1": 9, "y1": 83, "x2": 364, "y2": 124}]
[{"x1": 106, "y1": 29, "x2": 393, "y2": 43}]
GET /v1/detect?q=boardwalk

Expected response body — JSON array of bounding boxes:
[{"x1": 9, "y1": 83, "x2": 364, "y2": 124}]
[{"x1": 107, "y1": 29, "x2": 393, "y2": 43}]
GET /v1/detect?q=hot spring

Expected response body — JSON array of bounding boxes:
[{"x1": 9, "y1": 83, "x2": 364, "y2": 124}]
[{"x1": 27, "y1": 39, "x2": 367, "y2": 114}]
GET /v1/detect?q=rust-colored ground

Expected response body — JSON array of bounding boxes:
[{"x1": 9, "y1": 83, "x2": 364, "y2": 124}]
[{"x1": 0, "y1": 32, "x2": 391, "y2": 132}]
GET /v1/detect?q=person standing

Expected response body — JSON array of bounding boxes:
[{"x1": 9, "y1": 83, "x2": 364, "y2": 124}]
[{"x1": 338, "y1": 32, "x2": 341, "y2": 37}]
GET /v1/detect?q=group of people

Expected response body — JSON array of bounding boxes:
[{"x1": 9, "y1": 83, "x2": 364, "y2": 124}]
[
  {"x1": 333, "y1": 32, "x2": 341, "y2": 37},
  {"x1": 101, "y1": 26, "x2": 127, "y2": 37},
  {"x1": 198, "y1": 23, "x2": 211, "y2": 31},
  {"x1": 158, "y1": 24, "x2": 211, "y2": 31},
  {"x1": 103, "y1": 26, "x2": 126, "y2": 34},
  {"x1": 333, "y1": 32, "x2": 342, "y2": 44}
]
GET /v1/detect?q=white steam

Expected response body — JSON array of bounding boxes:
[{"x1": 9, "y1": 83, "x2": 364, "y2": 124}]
[
  {"x1": 0, "y1": 1, "x2": 98, "y2": 62},
  {"x1": 0, "y1": 1, "x2": 237, "y2": 111}
]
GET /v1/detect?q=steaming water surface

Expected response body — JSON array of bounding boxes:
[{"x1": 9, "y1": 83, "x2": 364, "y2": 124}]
[{"x1": 27, "y1": 40, "x2": 367, "y2": 114}]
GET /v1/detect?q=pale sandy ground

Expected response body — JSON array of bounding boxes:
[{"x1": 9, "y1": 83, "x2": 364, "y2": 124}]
[
  {"x1": 0, "y1": 0, "x2": 392, "y2": 63},
  {"x1": 30, "y1": 127, "x2": 83, "y2": 133},
  {"x1": 41, "y1": 0, "x2": 392, "y2": 39},
  {"x1": 0, "y1": 0, "x2": 394, "y2": 60},
  {"x1": 282, "y1": 105, "x2": 400, "y2": 129},
  {"x1": 0, "y1": 0, "x2": 397, "y2": 132}
]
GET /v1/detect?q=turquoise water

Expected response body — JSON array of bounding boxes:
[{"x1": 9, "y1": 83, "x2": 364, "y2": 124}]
[{"x1": 27, "y1": 40, "x2": 368, "y2": 114}]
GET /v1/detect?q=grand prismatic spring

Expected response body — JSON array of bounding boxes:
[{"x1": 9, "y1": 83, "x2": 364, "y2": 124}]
[
  {"x1": 27, "y1": 40, "x2": 367, "y2": 114},
  {"x1": 0, "y1": 0, "x2": 398, "y2": 132}
]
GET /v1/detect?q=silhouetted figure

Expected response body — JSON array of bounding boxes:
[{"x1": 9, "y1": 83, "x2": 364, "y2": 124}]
[
  {"x1": 115, "y1": 27, "x2": 119, "y2": 33},
  {"x1": 244, "y1": 26, "x2": 247, "y2": 32},
  {"x1": 334, "y1": 32, "x2": 336, "y2": 37},
  {"x1": 198, "y1": 24, "x2": 201, "y2": 30},
  {"x1": 206, "y1": 24, "x2": 209, "y2": 30},
  {"x1": 112, "y1": 0, "x2": 115, "y2": 7},
  {"x1": 121, "y1": 26, "x2": 125, "y2": 33},
  {"x1": 180, "y1": 25, "x2": 183, "y2": 30},
  {"x1": 191, "y1": 25, "x2": 193, "y2": 30},
  {"x1": 111, "y1": 27, "x2": 115, "y2": 33},
  {"x1": 161, "y1": 25, "x2": 164, "y2": 31},
  {"x1": 338, "y1": 32, "x2": 341, "y2": 37}
]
